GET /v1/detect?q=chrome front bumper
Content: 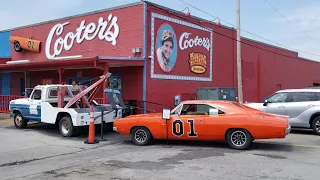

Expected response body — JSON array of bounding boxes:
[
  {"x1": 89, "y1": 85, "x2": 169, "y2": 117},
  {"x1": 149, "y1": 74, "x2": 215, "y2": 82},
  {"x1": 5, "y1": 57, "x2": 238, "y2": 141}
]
[{"x1": 285, "y1": 125, "x2": 291, "y2": 135}]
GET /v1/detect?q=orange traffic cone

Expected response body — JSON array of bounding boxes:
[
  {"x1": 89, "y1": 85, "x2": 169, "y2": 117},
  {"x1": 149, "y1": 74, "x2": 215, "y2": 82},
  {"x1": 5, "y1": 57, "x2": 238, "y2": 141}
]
[{"x1": 84, "y1": 106, "x2": 99, "y2": 144}]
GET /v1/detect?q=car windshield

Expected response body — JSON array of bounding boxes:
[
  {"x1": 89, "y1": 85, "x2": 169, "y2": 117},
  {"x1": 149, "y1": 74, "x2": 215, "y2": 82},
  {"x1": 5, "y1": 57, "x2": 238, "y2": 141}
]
[{"x1": 171, "y1": 105, "x2": 182, "y2": 115}]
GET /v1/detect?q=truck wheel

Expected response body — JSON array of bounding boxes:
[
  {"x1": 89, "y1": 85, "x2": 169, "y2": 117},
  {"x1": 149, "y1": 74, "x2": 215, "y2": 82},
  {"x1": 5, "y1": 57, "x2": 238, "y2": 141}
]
[
  {"x1": 14, "y1": 111, "x2": 27, "y2": 129},
  {"x1": 311, "y1": 116, "x2": 320, "y2": 135},
  {"x1": 59, "y1": 116, "x2": 75, "y2": 137}
]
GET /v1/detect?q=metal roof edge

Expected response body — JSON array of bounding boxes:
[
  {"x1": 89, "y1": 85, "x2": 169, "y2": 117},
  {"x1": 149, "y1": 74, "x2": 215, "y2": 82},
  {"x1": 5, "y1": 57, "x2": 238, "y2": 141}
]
[
  {"x1": 0, "y1": 1, "x2": 143, "y2": 32},
  {"x1": 241, "y1": 36, "x2": 297, "y2": 54},
  {"x1": 142, "y1": 0, "x2": 234, "y2": 30}
]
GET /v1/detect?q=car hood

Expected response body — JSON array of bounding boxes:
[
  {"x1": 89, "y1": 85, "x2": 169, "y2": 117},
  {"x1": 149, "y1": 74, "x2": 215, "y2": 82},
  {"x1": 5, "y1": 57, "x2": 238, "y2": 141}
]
[{"x1": 126, "y1": 113, "x2": 162, "y2": 118}]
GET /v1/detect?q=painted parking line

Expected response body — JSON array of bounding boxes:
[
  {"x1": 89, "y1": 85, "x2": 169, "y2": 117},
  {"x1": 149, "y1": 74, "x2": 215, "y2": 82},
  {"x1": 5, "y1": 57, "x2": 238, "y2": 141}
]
[
  {"x1": 288, "y1": 143, "x2": 320, "y2": 149},
  {"x1": 262, "y1": 141, "x2": 320, "y2": 149}
]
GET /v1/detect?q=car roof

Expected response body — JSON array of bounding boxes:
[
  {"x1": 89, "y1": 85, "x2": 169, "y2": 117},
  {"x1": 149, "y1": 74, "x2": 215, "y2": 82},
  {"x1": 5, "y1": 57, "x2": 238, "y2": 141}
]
[
  {"x1": 180, "y1": 100, "x2": 247, "y2": 114},
  {"x1": 181, "y1": 100, "x2": 233, "y2": 105},
  {"x1": 276, "y1": 88, "x2": 320, "y2": 93}
]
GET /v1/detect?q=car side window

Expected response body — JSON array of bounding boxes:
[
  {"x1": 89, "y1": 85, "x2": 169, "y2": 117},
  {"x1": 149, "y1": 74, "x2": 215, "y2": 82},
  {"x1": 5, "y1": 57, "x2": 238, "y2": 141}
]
[
  {"x1": 289, "y1": 92, "x2": 316, "y2": 102},
  {"x1": 31, "y1": 90, "x2": 42, "y2": 100},
  {"x1": 315, "y1": 92, "x2": 320, "y2": 101},
  {"x1": 266, "y1": 92, "x2": 288, "y2": 103},
  {"x1": 180, "y1": 104, "x2": 224, "y2": 115}
]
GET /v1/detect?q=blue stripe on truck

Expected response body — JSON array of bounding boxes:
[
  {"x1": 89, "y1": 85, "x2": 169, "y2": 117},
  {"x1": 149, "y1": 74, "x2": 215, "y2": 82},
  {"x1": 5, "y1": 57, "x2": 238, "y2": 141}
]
[{"x1": 10, "y1": 104, "x2": 41, "y2": 121}]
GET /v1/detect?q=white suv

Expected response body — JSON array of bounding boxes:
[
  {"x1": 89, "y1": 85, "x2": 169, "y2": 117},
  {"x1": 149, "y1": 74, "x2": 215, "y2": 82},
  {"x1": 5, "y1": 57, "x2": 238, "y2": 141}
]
[{"x1": 245, "y1": 89, "x2": 320, "y2": 135}]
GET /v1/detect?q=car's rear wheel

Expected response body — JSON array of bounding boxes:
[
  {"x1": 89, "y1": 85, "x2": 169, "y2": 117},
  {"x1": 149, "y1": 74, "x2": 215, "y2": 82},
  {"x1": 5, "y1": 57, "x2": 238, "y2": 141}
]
[
  {"x1": 311, "y1": 116, "x2": 320, "y2": 135},
  {"x1": 226, "y1": 129, "x2": 252, "y2": 150},
  {"x1": 131, "y1": 127, "x2": 151, "y2": 146}
]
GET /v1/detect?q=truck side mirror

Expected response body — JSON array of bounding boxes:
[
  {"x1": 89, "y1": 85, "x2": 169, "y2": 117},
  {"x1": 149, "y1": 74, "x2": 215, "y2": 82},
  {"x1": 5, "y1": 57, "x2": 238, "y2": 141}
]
[{"x1": 162, "y1": 108, "x2": 171, "y2": 120}]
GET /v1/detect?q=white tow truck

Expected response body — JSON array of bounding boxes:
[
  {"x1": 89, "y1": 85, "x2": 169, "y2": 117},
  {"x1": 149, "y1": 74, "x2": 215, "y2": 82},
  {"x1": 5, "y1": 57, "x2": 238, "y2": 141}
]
[{"x1": 9, "y1": 73, "x2": 126, "y2": 137}]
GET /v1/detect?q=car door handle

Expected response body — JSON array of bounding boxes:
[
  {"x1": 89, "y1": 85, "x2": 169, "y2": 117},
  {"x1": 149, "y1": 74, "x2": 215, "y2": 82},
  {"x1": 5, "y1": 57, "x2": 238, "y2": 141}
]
[
  {"x1": 278, "y1": 106, "x2": 285, "y2": 108},
  {"x1": 308, "y1": 104, "x2": 315, "y2": 107}
]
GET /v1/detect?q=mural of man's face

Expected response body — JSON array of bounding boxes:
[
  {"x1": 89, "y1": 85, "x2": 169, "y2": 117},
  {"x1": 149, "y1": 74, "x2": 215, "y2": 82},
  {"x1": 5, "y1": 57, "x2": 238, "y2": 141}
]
[{"x1": 161, "y1": 40, "x2": 173, "y2": 60}]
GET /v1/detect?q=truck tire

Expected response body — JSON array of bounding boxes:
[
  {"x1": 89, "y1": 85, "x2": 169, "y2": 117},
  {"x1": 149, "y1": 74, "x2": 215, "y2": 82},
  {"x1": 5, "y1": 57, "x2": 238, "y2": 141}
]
[
  {"x1": 59, "y1": 116, "x2": 76, "y2": 137},
  {"x1": 14, "y1": 111, "x2": 27, "y2": 129}
]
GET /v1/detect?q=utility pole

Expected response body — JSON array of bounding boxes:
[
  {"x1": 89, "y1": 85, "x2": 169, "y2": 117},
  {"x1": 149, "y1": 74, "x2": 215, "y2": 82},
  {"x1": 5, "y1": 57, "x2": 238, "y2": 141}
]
[{"x1": 236, "y1": 0, "x2": 243, "y2": 103}]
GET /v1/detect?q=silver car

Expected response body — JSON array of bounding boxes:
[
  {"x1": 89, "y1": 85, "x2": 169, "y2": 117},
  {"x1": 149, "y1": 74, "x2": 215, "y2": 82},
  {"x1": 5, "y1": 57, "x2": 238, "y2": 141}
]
[{"x1": 245, "y1": 89, "x2": 320, "y2": 135}]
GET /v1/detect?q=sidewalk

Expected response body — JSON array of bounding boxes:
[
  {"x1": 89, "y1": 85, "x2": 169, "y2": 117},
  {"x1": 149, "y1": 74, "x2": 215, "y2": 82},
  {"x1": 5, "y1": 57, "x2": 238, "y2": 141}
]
[{"x1": 0, "y1": 113, "x2": 12, "y2": 125}]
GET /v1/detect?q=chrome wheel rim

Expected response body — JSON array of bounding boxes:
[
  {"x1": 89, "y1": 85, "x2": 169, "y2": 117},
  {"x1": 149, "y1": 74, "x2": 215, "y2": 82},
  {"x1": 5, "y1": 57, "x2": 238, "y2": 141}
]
[
  {"x1": 231, "y1": 131, "x2": 247, "y2": 147},
  {"x1": 135, "y1": 129, "x2": 147, "y2": 143},
  {"x1": 315, "y1": 120, "x2": 320, "y2": 132},
  {"x1": 15, "y1": 114, "x2": 22, "y2": 126},
  {"x1": 61, "y1": 121, "x2": 70, "y2": 135}
]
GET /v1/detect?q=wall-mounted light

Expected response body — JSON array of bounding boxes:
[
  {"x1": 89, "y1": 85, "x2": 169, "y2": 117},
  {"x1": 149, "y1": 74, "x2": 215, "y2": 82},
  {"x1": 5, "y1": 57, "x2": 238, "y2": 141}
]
[
  {"x1": 6, "y1": 60, "x2": 30, "y2": 64},
  {"x1": 182, "y1": 7, "x2": 190, "y2": 16},
  {"x1": 200, "y1": 17, "x2": 221, "y2": 26},
  {"x1": 132, "y1": 47, "x2": 142, "y2": 54},
  {"x1": 50, "y1": 55, "x2": 83, "y2": 60}
]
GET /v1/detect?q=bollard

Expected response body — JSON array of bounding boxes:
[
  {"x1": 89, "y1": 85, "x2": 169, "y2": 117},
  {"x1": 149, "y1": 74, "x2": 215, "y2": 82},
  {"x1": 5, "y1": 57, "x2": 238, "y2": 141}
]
[{"x1": 84, "y1": 106, "x2": 99, "y2": 144}]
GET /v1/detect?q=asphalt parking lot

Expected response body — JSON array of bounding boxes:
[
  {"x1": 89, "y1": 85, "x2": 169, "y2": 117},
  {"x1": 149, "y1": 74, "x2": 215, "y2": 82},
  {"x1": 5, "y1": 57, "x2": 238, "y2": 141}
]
[{"x1": 0, "y1": 117, "x2": 320, "y2": 180}]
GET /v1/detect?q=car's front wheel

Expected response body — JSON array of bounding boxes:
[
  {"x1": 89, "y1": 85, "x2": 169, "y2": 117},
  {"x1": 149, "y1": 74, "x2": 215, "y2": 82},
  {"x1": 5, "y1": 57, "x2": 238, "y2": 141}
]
[
  {"x1": 226, "y1": 129, "x2": 252, "y2": 150},
  {"x1": 311, "y1": 116, "x2": 320, "y2": 135},
  {"x1": 131, "y1": 127, "x2": 152, "y2": 146}
]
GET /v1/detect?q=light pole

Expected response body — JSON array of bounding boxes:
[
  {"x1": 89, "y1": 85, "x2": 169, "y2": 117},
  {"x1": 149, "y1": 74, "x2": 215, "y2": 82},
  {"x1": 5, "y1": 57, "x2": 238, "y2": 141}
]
[{"x1": 236, "y1": 0, "x2": 243, "y2": 103}]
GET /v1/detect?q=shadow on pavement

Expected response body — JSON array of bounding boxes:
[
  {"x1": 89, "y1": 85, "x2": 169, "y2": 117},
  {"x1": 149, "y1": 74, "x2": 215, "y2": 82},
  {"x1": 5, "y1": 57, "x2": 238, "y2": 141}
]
[{"x1": 122, "y1": 138, "x2": 294, "y2": 152}]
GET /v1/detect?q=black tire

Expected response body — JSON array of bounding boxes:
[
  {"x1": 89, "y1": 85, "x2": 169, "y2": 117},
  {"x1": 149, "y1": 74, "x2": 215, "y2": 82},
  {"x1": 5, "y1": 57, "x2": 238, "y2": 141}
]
[
  {"x1": 131, "y1": 127, "x2": 152, "y2": 146},
  {"x1": 226, "y1": 129, "x2": 252, "y2": 150},
  {"x1": 14, "y1": 41, "x2": 23, "y2": 52},
  {"x1": 13, "y1": 111, "x2": 27, "y2": 129},
  {"x1": 311, "y1": 116, "x2": 320, "y2": 135},
  {"x1": 59, "y1": 116, "x2": 76, "y2": 137}
]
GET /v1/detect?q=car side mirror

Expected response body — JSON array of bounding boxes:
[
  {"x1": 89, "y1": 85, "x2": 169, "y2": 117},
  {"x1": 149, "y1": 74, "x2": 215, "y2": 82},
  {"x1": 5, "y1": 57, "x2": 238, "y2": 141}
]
[
  {"x1": 162, "y1": 108, "x2": 171, "y2": 120},
  {"x1": 263, "y1": 100, "x2": 268, "y2": 106},
  {"x1": 209, "y1": 108, "x2": 219, "y2": 115}
]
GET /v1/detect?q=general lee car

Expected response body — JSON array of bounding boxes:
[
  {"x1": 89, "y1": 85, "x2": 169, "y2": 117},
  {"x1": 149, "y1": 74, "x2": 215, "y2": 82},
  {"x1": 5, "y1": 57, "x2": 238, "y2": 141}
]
[{"x1": 113, "y1": 100, "x2": 291, "y2": 150}]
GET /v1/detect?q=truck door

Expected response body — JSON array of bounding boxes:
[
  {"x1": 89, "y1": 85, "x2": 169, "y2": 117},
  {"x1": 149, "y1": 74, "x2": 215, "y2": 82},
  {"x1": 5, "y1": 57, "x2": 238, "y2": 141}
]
[{"x1": 29, "y1": 89, "x2": 42, "y2": 121}]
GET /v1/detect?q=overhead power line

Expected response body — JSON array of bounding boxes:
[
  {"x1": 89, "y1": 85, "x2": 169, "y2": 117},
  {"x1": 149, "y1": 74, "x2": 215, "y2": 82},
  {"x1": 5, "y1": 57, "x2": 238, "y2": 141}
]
[
  {"x1": 177, "y1": 0, "x2": 320, "y2": 58},
  {"x1": 263, "y1": 0, "x2": 320, "y2": 45}
]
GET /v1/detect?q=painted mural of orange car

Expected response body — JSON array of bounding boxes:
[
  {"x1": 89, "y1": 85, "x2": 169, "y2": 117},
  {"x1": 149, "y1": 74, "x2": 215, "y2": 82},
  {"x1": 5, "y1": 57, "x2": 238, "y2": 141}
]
[
  {"x1": 9, "y1": 36, "x2": 41, "y2": 53},
  {"x1": 113, "y1": 100, "x2": 291, "y2": 150}
]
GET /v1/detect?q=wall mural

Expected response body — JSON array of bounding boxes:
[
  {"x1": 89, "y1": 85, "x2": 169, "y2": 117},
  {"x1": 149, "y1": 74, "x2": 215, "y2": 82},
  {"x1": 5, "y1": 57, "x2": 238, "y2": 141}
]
[{"x1": 151, "y1": 13, "x2": 213, "y2": 81}]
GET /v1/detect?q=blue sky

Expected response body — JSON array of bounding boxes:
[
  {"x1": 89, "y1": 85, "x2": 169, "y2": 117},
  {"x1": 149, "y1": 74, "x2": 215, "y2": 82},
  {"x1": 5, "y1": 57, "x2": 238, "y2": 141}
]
[{"x1": 1, "y1": 0, "x2": 320, "y2": 61}]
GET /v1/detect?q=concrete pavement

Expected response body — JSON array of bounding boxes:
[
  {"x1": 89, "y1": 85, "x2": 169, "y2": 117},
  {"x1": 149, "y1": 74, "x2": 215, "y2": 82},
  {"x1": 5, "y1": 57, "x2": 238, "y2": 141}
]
[{"x1": 0, "y1": 120, "x2": 320, "y2": 180}]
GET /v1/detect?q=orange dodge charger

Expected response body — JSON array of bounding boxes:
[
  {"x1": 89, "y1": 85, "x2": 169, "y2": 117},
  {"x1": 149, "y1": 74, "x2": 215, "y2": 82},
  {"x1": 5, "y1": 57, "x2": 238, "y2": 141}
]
[{"x1": 113, "y1": 100, "x2": 291, "y2": 150}]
